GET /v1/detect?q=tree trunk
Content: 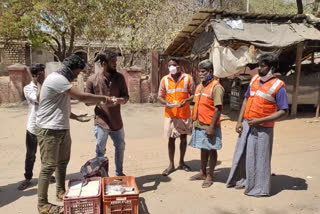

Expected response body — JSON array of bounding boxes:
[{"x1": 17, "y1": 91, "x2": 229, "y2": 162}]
[
  {"x1": 314, "y1": 0, "x2": 320, "y2": 17},
  {"x1": 296, "y1": 0, "x2": 303, "y2": 14}
]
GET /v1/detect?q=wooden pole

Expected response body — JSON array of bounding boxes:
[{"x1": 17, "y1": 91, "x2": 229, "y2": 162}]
[{"x1": 291, "y1": 42, "x2": 304, "y2": 118}]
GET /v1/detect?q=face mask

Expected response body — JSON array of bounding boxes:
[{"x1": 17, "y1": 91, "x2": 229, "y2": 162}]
[
  {"x1": 168, "y1": 65, "x2": 177, "y2": 75},
  {"x1": 206, "y1": 75, "x2": 213, "y2": 82},
  {"x1": 260, "y1": 70, "x2": 274, "y2": 82}
]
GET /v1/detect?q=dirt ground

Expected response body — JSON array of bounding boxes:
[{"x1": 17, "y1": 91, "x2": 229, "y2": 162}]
[{"x1": 0, "y1": 102, "x2": 319, "y2": 214}]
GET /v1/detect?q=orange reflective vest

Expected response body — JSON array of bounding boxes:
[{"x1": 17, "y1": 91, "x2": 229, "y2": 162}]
[
  {"x1": 192, "y1": 79, "x2": 221, "y2": 125},
  {"x1": 162, "y1": 73, "x2": 191, "y2": 119},
  {"x1": 244, "y1": 74, "x2": 285, "y2": 127}
]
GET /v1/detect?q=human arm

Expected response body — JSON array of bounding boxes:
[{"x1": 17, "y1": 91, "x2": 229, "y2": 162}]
[
  {"x1": 36, "y1": 83, "x2": 42, "y2": 102},
  {"x1": 157, "y1": 78, "x2": 169, "y2": 105},
  {"x1": 65, "y1": 86, "x2": 109, "y2": 104},
  {"x1": 70, "y1": 112, "x2": 91, "y2": 122},
  {"x1": 205, "y1": 105, "x2": 223, "y2": 138},
  {"x1": 235, "y1": 98, "x2": 248, "y2": 133},
  {"x1": 24, "y1": 84, "x2": 38, "y2": 104},
  {"x1": 180, "y1": 76, "x2": 195, "y2": 106},
  {"x1": 116, "y1": 75, "x2": 129, "y2": 105}
]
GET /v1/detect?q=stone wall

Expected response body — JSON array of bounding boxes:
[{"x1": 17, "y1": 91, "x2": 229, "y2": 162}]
[{"x1": 0, "y1": 41, "x2": 30, "y2": 76}]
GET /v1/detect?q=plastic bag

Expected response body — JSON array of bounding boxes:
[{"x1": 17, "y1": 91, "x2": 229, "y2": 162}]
[{"x1": 80, "y1": 157, "x2": 109, "y2": 178}]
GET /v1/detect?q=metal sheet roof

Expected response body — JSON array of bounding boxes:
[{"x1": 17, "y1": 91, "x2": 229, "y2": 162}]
[{"x1": 165, "y1": 8, "x2": 318, "y2": 57}]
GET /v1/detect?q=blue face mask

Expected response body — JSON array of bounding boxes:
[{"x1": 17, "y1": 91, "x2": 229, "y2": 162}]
[{"x1": 206, "y1": 75, "x2": 213, "y2": 82}]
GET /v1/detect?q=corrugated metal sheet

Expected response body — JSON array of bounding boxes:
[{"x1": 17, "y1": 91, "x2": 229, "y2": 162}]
[{"x1": 165, "y1": 8, "x2": 318, "y2": 57}]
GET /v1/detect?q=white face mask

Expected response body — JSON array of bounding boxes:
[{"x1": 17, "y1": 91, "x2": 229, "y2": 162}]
[
  {"x1": 260, "y1": 70, "x2": 274, "y2": 82},
  {"x1": 168, "y1": 65, "x2": 177, "y2": 75}
]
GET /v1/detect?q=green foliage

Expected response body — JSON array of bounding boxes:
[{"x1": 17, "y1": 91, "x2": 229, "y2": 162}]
[{"x1": 0, "y1": 0, "x2": 318, "y2": 63}]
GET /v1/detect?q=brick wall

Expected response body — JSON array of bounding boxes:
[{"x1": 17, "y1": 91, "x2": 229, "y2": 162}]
[
  {"x1": 120, "y1": 66, "x2": 151, "y2": 103},
  {"x1": 0, "y1": 42, "x2": 29, "y2": 76}
]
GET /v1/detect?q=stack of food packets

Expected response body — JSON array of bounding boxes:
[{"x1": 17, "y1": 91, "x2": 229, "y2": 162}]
[
  {"x1": 104, "y1": 185, "x2": 135, "y2": 196},
  {"x1": 66, "y1": 180, "x2": 100, "y2": 198}
]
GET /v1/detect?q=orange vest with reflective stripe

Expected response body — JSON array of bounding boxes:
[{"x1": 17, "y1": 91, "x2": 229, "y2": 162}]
[
  {"x1": 162, "y1": 73, "x2": 191, "y2": 119},
  {"x1": 244, "y1": 75, "x2": 285, "y2": 127},
  {"x1": 192, "y1": 79, "x2": 221, "y2": 125}
]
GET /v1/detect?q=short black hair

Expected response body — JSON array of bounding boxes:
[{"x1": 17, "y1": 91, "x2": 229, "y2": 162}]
[
  {"x1": 168, "y1": 57, "x2": 180, "y2": 64},
  {"x1": 30, "y1": 63, "x2": 45, "y2": 76},
  {"x1": 94, "y1": 50, "x2": 119, "y2": 65},
  {"x1": 198, "y1": 59, "x2": 213, "y2": 72},
  {"x1": 63, "y1": 54, "x2": 86, "y2": 70},
  {"x1": 258, "y1": 53, "x2": 279, "y2": 70}
]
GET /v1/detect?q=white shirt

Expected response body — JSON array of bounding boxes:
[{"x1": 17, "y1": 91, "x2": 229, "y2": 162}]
[
  {"x1": 36, "y1": 72, "x2": 72, "y2": 130},
  {"x1": 24, "y1": 81, "x2": 38, "y2": 134}
]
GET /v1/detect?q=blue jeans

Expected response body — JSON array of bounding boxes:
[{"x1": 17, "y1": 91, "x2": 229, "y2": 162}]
[{"x1": 94, "y1": 125, "x2": 125, "y2": 175}]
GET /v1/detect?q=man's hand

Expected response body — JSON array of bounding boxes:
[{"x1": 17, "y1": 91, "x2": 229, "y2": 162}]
[
  {"x1": 247, "y1": 118, "x2": 261, "y2": 127},
  {"x1": 115, "y1": 97, "x2": 126, "y2": 105},
  {"x1": 165, "y1": 102, "x2": 174, "y2": 108},
  {"x1": 205, "y1": 126, "x2": 215, "y2": 139},
  {"x1": 74, "y1": 114, "x2": 91, "y2": 122},
  {"x1": 180, "y1": 99, "x2": 187, "y2": 107},
  {"x1": 235, "y1": 122, "x2": 243, "y2": 134}
]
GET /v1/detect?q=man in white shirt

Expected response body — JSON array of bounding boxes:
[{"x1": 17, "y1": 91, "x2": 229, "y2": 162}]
[{"x1": 18, "y1": 64, "x2": 56, "y2": 190}]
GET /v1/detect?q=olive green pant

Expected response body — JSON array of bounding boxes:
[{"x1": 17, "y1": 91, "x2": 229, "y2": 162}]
[{"x1": 37, "y1": 128, "x2": 71, "y2": 206}]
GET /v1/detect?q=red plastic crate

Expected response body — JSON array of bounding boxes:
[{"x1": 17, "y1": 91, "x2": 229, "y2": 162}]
[
  {"x1": 102, "y1": 176, "x2": 139, "y2": 214},
  {"x1": 64, "y1": 177, "x2": 102, "y2": 214}
]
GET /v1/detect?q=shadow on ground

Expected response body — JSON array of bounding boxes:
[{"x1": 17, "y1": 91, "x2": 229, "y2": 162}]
[
  {"x1": 0, "y1": 172, "x2": 83, "y2": 207},
  {"x1": 139, "y1": 197, "x2": 150, "y2": 214},
  {"x1": 185, "y1": 159, "x2": 222, "y2": 172},
  {"x1": 135, "y1": 174, "x2": 171, "y2": 194},
  {"x1": 271, "y1": 174, "x2": 308, "y2": 196}
]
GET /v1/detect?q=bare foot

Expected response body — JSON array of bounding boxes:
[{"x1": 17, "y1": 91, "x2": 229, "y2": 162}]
[{"x1": 189, "y1": 173, "x2": 206, "y2": 181}]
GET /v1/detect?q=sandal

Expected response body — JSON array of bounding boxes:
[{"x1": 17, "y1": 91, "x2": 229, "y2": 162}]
[
  {"x1": 38, "y1": 203, "x2": 64, "y2": 214},
  {"x1": 162, "y1": 168, "x2": 175, "y2": 176},
  {"x1": 235, "y1": 185, "x2": 245, "y2": 189},
  {"x1": 18, "y1": 179, "x2": 31, "y2": 190},
  {"x1": 189, "y1": 173, "x2": 206, "y2": 181},
  {"x1": 56, "y1": 192, "x2": 65, "y2": 202},
  {"x1": 177, "y1": 164, "x2": 191, "y2": 172},
  {"x1": 202, "y1": 180, "x2": 214, "y2": 188}
]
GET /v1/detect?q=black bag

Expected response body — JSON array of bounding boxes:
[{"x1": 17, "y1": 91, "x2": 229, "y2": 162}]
[{"x1": 80, "y1": 157, "x2": 109, "y2": 178}]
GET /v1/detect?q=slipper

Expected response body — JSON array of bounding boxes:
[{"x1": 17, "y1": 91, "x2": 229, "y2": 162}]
[
  {"x1": 177, "y1": 164, "x2": 191, "y2": 172},
  {"x1": 18, "y1": 179, "x2": 31, "y2": 190},
  {"x1": 235, "y1": 185, "x2": 245, "y2": 189},
  {"x1": 189, "y1": 173, "x2": 206, "y2": 181},
  {"x1": 162, "y1": 168, "x2": 175, "y2": 176},
  {"x1": 226, "y1": 184, "x2": 235, "y2": 188},
  {"x1": 202, "y1": 180, "x2": 214, "y2": 188},
  {"x1": 38, "y1": 203, "x2": 64, "y2": 214},
  {"x1": 56, "y1": 192, "x2": 65, "y2": 202}
]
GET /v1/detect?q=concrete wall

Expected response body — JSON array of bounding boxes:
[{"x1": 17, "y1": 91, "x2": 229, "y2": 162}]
[{"x1": 0, "y1": 64, "x2": 31, "y2": 104}]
